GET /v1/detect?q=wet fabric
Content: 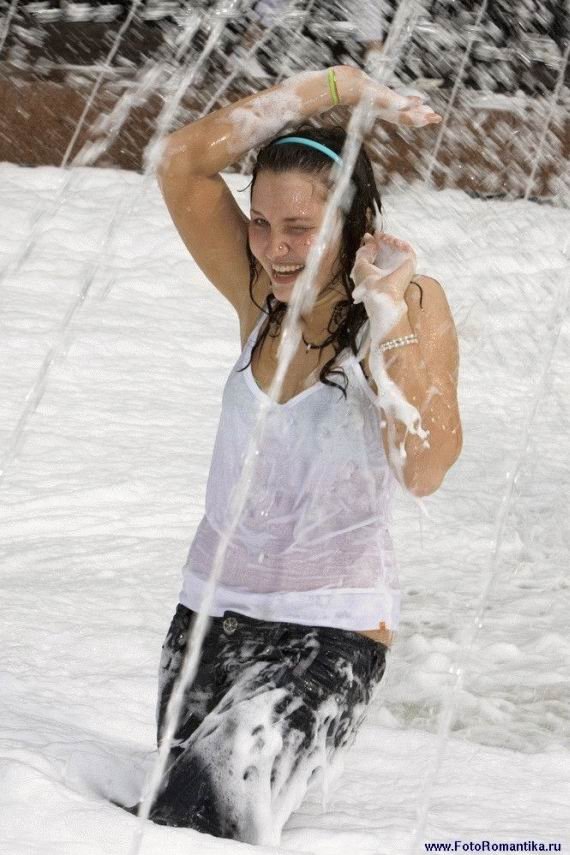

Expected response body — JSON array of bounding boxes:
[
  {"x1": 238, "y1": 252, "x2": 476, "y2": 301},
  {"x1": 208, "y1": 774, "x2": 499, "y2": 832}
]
[
  {"x1": 179, "y1": 310, "x2": 401, "y2": 634},
  {"x1": 150, "y1": 603, "x2": 388, "y2": 844}
]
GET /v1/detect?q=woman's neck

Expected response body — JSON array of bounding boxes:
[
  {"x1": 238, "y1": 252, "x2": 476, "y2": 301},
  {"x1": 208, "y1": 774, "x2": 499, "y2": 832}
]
[{"x1": 298, "y1": 281, "x2": 345, "y2": 342}]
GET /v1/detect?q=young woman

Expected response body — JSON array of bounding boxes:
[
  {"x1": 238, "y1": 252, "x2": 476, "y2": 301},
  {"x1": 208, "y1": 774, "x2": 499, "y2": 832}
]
[{"x1": 128, "y1": 66, "x2": 462, "y2": 844}]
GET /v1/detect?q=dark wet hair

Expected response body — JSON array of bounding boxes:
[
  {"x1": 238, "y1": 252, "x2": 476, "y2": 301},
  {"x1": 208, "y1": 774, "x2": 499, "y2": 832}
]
[{"x1": 237, "y1": 124, "x2": 382, "y2": 399}]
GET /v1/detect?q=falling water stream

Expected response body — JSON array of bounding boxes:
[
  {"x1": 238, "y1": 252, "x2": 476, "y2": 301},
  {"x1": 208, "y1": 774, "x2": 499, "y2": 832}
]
[
  {"x1": 403, "y1": 7, "x2": 570, "y2": 853},
  {"x1": 0, "y1": 0, "x2": 305, "y2": 479},
  {"x1": 0, "y1": 0, "x2": 18, "y2": 56},
  {"x1": 1, "y1": 1, "x2": 566, "y2": 852},
  {"x1": 423, "y1": 0, "x2": 489, "y2": 187},
  {"x1": 523, "y1": 39, "x2": 570, "y2": 202}
]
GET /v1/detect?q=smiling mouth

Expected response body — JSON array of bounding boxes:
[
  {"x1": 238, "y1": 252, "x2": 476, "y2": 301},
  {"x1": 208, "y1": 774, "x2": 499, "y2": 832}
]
[{"x1": 271, "y1": 264, "x2": 305, "y2": 281}]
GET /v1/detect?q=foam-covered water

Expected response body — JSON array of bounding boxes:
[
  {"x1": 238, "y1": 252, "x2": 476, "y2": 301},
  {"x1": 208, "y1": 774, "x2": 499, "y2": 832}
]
[{"x1": 0, "y1": 163, "x2": 568, "y2": 854}]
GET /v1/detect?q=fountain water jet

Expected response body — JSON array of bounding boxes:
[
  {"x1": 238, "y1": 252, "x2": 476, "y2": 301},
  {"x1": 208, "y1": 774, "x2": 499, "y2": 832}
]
[
  {"x1": 404, "y1": 276, "x2": 569, "y2": 855},
  {"x1": 4, "y1": 2, "x2": 555, "y2": 849},
  {"x1": 0, "y1": 0, "x2": 19, "y2": 56},
  {"x1": 0, "y1": 0, "x2": 294, "y2": 482},
  {"x1": 60, "y1": 0, "x2": 145, "y2": 169},
  {"x1": 423, "y1": 0, "x2": 489, "y2": 187},
  {"x1": 403, "y1": 12, "x2": 569, "y2": 855},
  {"x1": 523, "y1": 40, "x2": 570, "y2": 202}
]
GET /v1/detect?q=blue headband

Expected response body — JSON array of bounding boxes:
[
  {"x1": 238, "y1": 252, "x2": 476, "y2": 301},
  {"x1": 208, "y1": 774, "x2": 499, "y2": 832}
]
[{"x1": 273, "y1": 136, "x2": 343, "y2": 165}]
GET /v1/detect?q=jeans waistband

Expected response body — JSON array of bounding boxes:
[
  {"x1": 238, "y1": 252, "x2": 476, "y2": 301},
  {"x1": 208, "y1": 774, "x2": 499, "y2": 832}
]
[{"x1": 180, "y1": 605, "x2": 388, "y2": 653}]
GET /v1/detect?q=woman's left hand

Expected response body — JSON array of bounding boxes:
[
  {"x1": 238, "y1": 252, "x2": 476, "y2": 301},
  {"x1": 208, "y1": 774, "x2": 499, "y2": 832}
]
[
  {"x1": 359, "y1": 75, "x2": 442, "y2": 127},
  {"x1": 351, "y1": 231, "x2": 417, "y2": 304}
]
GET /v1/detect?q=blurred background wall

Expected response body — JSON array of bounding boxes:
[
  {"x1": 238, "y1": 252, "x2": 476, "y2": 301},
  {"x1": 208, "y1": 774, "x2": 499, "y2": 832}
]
[{"x1": 0, "y1": 0, "x2": 568, "y2": 203}]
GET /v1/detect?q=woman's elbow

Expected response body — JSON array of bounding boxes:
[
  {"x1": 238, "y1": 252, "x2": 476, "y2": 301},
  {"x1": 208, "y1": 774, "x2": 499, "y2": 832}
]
[{"x1": 406, "y1": 448, "x2": 463, "y2": 498}]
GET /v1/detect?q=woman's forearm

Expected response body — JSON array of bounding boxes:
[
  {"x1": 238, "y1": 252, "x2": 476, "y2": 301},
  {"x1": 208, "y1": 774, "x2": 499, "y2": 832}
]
[
  {"x1": 371, "y1": 311, "x2": 462, "y2": 497},
  {"x1": 158, "y1": 66, "x2": 365, "y2": 177}
]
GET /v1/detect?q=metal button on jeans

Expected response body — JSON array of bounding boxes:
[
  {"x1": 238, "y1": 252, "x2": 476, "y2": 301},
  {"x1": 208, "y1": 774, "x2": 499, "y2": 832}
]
[{"x1": 223, "y1": 616, "x2": 238, "y2": 635}]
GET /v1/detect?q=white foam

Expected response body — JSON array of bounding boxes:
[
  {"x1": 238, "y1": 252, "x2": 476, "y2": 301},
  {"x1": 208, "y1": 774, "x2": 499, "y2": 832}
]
[
  {"x1": 225, "y1": 81, "x2": 306, "y2": 156},
  {"x1": 1, "y1": 162, "x2": 568, "y2": 854}
]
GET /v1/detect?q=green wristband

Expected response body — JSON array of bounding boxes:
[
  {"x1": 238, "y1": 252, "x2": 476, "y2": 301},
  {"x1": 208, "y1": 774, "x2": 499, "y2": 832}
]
[{"x1": 327, "y1": 67, "x2": 340, "y2": 107}]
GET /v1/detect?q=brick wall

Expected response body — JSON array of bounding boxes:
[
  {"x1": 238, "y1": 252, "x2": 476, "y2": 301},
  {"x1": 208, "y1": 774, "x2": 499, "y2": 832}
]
[{"x1": 1, "y1": 68, "x2": 566, "y2": 204}]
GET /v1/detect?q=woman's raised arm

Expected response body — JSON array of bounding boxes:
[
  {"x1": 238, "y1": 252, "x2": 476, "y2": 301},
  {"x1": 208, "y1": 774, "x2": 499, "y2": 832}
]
[
  {"x1": 158, "y1": 67, "x2": 366, "y2": 179},
  {"x1": 158, "y1": 66, "x2": 439, "y2": 177},
  {"x1": 155, "y1": 68, "x2": 439, "y2": 317}
]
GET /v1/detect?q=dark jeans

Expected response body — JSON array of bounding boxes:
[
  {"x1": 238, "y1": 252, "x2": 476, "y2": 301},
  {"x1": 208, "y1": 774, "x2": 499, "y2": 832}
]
[{"x1": 149, "y1": 604, "x2": 388, "y2": 845}]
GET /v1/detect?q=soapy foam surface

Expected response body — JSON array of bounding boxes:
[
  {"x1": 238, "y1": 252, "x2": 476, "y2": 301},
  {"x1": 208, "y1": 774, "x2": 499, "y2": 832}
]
[{"x1": 0, "y1": 163, "x2": 568, "y2": 853}]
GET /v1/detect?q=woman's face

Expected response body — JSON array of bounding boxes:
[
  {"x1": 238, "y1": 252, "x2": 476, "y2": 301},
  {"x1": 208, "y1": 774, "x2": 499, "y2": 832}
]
[{"x1": 248, "y1": 169, "x2": 343, "y2": 304}]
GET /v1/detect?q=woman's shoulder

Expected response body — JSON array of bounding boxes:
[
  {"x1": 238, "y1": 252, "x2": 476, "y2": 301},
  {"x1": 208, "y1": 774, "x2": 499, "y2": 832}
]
[{"x1": 407, "y1": 273, "x2": 445, "y2": 304}]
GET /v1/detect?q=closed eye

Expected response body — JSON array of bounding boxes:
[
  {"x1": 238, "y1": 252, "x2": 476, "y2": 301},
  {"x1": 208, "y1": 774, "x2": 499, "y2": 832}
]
[{"x1": 250, "y1": 219, "x2": 312, "y2": 231}]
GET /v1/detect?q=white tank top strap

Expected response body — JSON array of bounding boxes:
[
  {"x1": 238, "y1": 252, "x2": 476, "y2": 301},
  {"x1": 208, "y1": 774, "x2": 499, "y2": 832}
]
[{"x1": 245, "y1": 310, "x2": 268, "y2": 354}]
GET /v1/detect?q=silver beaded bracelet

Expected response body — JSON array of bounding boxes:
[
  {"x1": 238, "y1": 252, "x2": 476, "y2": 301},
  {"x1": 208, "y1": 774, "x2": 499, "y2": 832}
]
[{"x1": 379, "y1": 333, "x2": 418, "y2": 353}]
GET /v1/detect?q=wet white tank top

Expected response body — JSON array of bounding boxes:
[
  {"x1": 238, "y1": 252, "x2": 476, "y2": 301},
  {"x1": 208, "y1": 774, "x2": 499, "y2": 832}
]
[{"x1": 178, "y1": 311, "x2": 401, "y2": 632}]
